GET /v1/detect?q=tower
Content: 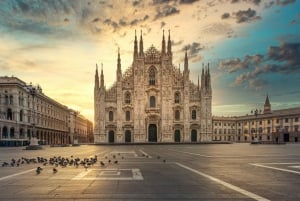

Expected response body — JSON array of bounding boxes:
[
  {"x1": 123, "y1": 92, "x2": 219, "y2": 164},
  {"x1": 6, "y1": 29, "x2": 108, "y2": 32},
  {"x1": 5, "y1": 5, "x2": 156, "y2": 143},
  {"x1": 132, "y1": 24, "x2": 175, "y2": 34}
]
[{"x1": 264, "y1": 95, "x2": 271, "y2": 114}]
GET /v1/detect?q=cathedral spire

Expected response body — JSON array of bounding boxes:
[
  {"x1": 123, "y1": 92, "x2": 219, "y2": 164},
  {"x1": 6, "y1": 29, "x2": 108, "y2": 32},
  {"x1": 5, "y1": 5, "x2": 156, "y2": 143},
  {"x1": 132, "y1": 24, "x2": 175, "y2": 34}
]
[
  {"x1": 198, "y1": 74, "x2": 200, "y2": 90},
  {"x1": 162, "y1": 29, "x2": 166, "y2": 55},
  {"x1": 117, "y1": 47, "x2": 122, "y2": 81},
  {"x1": 167, "y1": 29, "x2": 172, "y2": 55},
  {"x1": 139, "y1": 30, "x2": 144, "y2": 57},
  {"x1": 201, "y1": 64, "x2": 205, "y2": 90},
  {"x1": 100, "y1": 63, "x2": 104, "y2": 88},
  {"x1": 134, "y1": 30, "x2": 138, "y2": 59},
  {"x1": 95, "y1": 64, "x2": 99, "y2": 89},
  {"x1": 184, "y1": 48, "x2": 188, "y2": 72},
  {"x1": 207, "y1": 63, "x2": 211, "y2": 90}
]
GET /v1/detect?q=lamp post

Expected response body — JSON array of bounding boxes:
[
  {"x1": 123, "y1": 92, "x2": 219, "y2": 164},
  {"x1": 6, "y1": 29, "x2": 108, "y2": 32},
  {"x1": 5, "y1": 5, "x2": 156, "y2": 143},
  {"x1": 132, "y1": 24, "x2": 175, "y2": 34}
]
[
  {"x1": 251, "y1": 109, "x2": 261, "y2": 142},
  {"x1": 72, "y1": 111, "x2": 80, "y2": 146},
  {"x1": 26, "y1": 84, "x2": 42, "y2": 150}
]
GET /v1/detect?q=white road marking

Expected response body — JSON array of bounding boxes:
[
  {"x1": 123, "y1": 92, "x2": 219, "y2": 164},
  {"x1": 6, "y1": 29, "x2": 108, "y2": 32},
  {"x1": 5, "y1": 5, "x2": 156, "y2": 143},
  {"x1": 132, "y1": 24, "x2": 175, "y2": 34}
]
[
  {"x1": 170, "y1": 149, "x2": 300, "y2": 158},
  {"x1": 139, "y1": 149, "x2": 152, "y2": 158},
  {"x1": 251, "y1": 163, "x2": 300, "y2": 175},
  {"x1": 176, "y1": 162, "x2": 270, "y2": 201},
  {"x1": 289, "y1": 166, "x2": 300, "y2": 169},
  {"x1": 0, "y1": 168, "x2": 36, "y2": 181},
  {"x1": 72, "y1": 168, "x2": 144, "y2": 180}
]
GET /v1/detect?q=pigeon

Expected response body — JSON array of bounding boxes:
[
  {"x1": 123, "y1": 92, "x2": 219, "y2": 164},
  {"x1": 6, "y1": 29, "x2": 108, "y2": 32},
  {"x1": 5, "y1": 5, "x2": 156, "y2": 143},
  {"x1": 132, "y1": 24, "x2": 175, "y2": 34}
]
[
  {"x1": 100, "y1": 161, "x2": 105, "y2": 167},
  {"x1": 157, "y1": 156, "x2": 161, "y2": 159},
  {"x1": 163, "y1": 159, "x2": 166, "y2": 163},
  {"x1": 36, "y1": 167, "x2": 43, "y2": 174},
  {"x1": 53, "y1": 168, "x2": 58, "y2": 174},
  {"x1": 114, "y1": 160, "x2": 118, "y2": 164}
]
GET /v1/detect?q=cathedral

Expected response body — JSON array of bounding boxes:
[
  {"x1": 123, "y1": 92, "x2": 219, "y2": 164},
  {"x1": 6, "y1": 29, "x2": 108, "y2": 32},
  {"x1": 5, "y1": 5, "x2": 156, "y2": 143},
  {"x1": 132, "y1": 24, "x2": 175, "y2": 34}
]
[{"x1": 94, "y1": 31, "x2": 212, "y2": 143}]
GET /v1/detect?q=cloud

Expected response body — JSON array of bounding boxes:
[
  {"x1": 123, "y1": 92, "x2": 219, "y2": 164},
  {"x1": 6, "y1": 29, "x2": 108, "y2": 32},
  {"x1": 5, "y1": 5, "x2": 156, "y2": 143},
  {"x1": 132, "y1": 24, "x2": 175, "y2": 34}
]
[
  {"x1": 221, "y1": 13, "x2": 230, "y2": 19},
  {"x1": 234, "y1": 8, "x2": 261, "y2": 23},
  {"x1": 276, "y1": 0, "x2": 296, "y2": 6},
  {"x1": 181, "y1": 42, "x2": 204, "y2": 63},
  {"x1": 268, "y1": 42, "x2": 300, "y2": 70},
  {"x1": 219, "y1": 54, "x2": 264, "y2": 73},
  {"x1": 172, "y1": 40, "x2": 183, "y2": 46},
  {"x1": 179, "y1": 0, "x2": 199, "y2": 4},
  {"x1": 231, "y1": 0, "x2": 261, "y2": 5},
  {"x1": 224, "y1": 42, "x2": 300, "y2": 89},
  {"x1": 155, "y1": 5, "x2": 180, "y2": 20}
]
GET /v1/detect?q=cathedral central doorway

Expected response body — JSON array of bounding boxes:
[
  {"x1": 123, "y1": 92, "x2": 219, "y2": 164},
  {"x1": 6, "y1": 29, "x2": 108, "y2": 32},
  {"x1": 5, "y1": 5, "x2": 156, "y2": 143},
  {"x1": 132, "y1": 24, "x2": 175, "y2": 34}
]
[
  {"x1": 125, "y1": 130, "x2": 131, "y2": 143},
  {"x1": 148, "y1": 124, "x2": 157, "y2": 142},
  {"x1": 174, "y1": 130, "x2": 180, "y2": 142},
  {"x1": 191, "y1": 129, "x2": 197, "y2": 142},
  {"x1": 108, "y1": 130, "x2": 114, "y2": 143}
]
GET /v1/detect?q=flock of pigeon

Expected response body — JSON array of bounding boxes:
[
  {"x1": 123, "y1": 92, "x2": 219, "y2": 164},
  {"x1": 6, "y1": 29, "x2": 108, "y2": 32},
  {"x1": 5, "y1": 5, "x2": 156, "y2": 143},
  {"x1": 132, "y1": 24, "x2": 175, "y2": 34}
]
[{"x1": 1, "y1": 152, "x2": 166, "y2": 175}]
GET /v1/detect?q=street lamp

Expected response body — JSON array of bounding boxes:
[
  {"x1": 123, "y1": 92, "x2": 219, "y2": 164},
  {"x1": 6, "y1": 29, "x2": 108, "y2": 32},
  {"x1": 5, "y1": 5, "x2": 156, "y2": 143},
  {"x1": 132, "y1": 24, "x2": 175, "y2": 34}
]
[
  {"x1": 25, "y1": 84, "x2": 42, "y2": 150},
  {"x1": 72, "y1": 111, "x2": 80, "y2": 146},
  {"x1": 251, "y1": 109, "x2": 261, "y2": 142}
]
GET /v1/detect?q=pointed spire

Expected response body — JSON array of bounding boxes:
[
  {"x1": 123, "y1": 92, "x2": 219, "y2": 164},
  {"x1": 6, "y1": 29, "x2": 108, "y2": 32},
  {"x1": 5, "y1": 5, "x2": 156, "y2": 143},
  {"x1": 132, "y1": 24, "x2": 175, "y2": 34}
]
[
  {"x1": 198, "y1": 75, "x2": 200, "y2": 90},
  {"x1": 201, "y1": 64, "x2": 205, "y2": 90},
  {"x1": 100, "y1": 63, "x2": 104, "y2": 88},
  {"x1": 139, "y1": 30, "x2": 144, "y2": 56},
  {"x1": 207, "y1": 63, "x2": 211, "y2": 90},
  {"x1": 167, "y1": 29, "x2": 172, "y2": 55},
  {"x1": 95, "y1": 64, "x2": 99, "y2": 89},
  {"x1": 184, "y1": 48, "x2": 188, "y2": 72},
  {"x1": 117, "y1": 47, "x2": 121, "y2": 71},
  {"x1": 264, "y1": 94, "x2": 271, "y2": 114},
  {"x1": 117, "y1": 47, "x2": 122, "y2": 81},
  {"x1": 134, "y1": 30, "x2": 138, "y2": 59},
  {"x1": 162, "y1": 29, "x2": 166, "y2": 55}
]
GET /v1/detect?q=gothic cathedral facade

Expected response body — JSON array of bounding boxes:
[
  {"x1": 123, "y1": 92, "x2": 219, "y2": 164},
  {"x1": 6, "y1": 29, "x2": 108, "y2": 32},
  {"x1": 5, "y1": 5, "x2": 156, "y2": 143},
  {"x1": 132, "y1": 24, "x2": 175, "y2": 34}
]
[{"x1": 94, "y1": 31, "x2": 212, "y2": 143}]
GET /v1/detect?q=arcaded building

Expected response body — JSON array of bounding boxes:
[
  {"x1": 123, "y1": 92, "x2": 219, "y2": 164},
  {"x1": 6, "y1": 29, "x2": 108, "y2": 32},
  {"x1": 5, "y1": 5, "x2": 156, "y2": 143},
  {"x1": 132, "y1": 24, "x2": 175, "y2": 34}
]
[{"x1": 94, "y1": 31, "x2": 212, "y2": 143}]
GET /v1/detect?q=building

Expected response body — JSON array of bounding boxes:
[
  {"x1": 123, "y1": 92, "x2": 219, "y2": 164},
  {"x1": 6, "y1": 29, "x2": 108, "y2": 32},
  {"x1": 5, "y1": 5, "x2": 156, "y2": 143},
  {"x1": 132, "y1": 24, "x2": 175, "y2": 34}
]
[
  {"x1": 0, "y1": 76, "x2": 93, "y2": 146},
  {"x1": 69, "y1": 109, "x2": 93, "y2": 144},
  {"x1": 94, "y1": 31, "x2": 212, "y2": 143},
  {"x1": 212, "y1": 96, "x2": 300, "y2": 143}
]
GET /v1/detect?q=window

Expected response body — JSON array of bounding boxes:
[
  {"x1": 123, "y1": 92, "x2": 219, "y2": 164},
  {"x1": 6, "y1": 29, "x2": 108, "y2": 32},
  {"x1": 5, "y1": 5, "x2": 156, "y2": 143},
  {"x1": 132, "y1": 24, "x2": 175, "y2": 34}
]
[
  {"x1": 9, "y1": 95, "x2": 13, "y2": 104},
  {"x1": 150, "y1": 96, "x2": 156, "y2": 107},
  {"x1": 149, "y1": 67, "x2": 156, "y2": 85},
  {"x1": 126, "y1": 111, "x2": 130, "y2": 121},
  {"x1": 7, "y1": 108, "x2": 13, "y2": 120},
  {"x1": 125, "y1": 92, "x2": 131, "y2": 104},
  {"x1": 267, "y1": 119, "x2": 271, "y2": 124},
  {"x1": 109, "y1": 111, "x2": 114, "y2": 121},
  {"x1": 276, "y1": 119, "x2": 279, "y2": 123},
  {"x1": 295, "y1": 125, "x2": 299, "y2": 132},
  {"x1": 259, "y1": 121, "x2": 262, "y2": 125},
  {"x1": 285, "y1": 118, "x2": 288, "y2": 123},
  {"x1": 20, "y1": 110, "x2": 23, "y2": 122},
  {"x1": 175, "y1": 110, "x2": 180, "y2": 120},
  {"x1": 191, "y1": 110, "x2": 196, "y2": 120},
  {"x1": 5, "y1": 95, "x2": 9, "y2": 105},
  {"x1": 267, "y1": 127, "x2": 271, "y2": 133},
  {"x1": 295, "y1": 117, "x2": 299, "y2": 122},
  {"x1": 174, "y1": 92, "x2": 180, "y2": 103}
]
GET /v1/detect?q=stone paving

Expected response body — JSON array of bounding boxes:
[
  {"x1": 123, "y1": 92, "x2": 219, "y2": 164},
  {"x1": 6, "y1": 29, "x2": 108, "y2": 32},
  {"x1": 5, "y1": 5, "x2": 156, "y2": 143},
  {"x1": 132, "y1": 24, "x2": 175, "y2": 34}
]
[{"x1": 0, "y1": 143, "x2": 300, "y2": 200}]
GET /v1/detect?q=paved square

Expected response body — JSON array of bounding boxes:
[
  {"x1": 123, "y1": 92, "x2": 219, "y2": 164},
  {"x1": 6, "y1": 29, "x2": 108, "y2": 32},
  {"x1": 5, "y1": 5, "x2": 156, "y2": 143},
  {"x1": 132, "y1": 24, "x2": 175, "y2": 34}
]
[{"x1": 1, "y1": 144, "x2": 300, "y2": 200}]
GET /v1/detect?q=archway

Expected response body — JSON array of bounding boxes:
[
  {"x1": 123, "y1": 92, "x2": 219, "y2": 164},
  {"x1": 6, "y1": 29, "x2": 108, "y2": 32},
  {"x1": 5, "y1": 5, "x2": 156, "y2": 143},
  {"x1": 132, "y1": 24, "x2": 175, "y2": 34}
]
[
  {"x1": 125, "y1": 130, "x2": 131, "y2": 143},
  {"x1": 2, "y1": 127, "x2": 8, "y2": 138},
  {"x1": 191, "y1": 129, "x2": 197, "y2": 142},
  {"x1": 174, "y1": 130, "x2": 181, "y2": 142},
  {"x1": 108, "y1": 130, "x2": 115, "y2": 143},
  {"x1": 148, "y1": 124, "x2": 157, "y2": 142}
]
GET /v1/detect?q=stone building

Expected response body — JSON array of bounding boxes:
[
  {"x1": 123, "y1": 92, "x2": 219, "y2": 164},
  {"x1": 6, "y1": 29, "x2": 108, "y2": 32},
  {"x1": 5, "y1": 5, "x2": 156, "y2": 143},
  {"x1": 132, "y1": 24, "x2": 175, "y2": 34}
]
[
  {"x1": 94, "y1": 31, "x2": 212, "y2": 143},
  {"x1": 212, "y1": 96, "x2": 300, "y2": 143},
  {"x1": 0, "y1": 76, "x2": 92, "y2": 146}
]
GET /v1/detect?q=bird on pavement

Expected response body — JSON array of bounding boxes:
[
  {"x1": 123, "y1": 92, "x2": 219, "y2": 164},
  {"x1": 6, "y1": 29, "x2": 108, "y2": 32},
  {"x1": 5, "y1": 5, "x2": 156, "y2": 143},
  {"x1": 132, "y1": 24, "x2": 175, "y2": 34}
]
[
  {"x1": 53, "y1": 168, "x2": 58, "y2": 174},
  {"x1": 100, "y1": 161, "x2": 105, "y2": 167},
  {"x1": 36, "y1": 167, "x2": 43, "y2": 174},
  {"x1": 114, "y1": 160, "x2": 118, "y2": 164}
]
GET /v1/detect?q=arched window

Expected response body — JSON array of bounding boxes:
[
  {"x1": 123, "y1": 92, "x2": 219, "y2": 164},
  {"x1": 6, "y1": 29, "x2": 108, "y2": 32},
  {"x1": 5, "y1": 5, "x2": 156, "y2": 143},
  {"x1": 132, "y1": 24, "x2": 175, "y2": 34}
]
[
  {"x1": 125, "y1": 92, "x2": 131, "y2": 104},
  {"x1": 109, "y1": 111, "x2": 114, "y2": 121},
  {"x1": 149, "y1": 67, "x2": 156, "y2": 85},
  {"x1": 175, "y1": 110, "x2": 180, "y2": 120},
  {"x1": 174, "y1": 92, "x2": 180, "y2": 103},
  {"x1": 192, "y1": 110, "x2": 196, "y2": 120},
  {"x1": 20, "y1": 110, "x2": 24, "y2": 122},
  {"x1": 150, "y1": 96, "x2": 156, "y2": 108},
  {"x1": 7, "y1": 108, "x2": 12, "y2": 120},
  {"x1": 126, "y1": 111, "x2": 130, "y2": 121}
]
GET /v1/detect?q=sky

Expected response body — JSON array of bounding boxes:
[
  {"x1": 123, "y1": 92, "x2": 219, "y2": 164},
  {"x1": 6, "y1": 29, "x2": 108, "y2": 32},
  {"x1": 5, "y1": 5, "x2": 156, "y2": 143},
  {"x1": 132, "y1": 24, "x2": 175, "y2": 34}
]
[{"x1": 0, "y1": 0, "x2": 299, "y2": 122}]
